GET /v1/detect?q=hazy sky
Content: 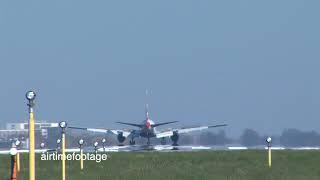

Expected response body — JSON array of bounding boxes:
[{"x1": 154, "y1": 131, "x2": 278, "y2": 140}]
[{"x1": 0, "y1": 1, "x2": 319, "y2": 137}]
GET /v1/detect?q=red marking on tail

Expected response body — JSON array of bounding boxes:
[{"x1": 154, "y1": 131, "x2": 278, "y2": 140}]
[{"x1": 145, "y1": 120, "x2": 151, "y2": 129}]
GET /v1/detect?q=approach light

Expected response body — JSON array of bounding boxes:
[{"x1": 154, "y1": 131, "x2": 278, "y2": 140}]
[
  {"x1": 102, "y1": 138, "x2": 106, "y2": 143},
  {"x1": 59, "y1": 121, "x2": 67, "y2": 129},
  {"x1": 78, "y1": 139, "x2": 84, "y2": 146},
  {"x1": 94, "y1": 141, "x2": 98, "y2": 147},
  {"x1": 40, "y1": 142, "x2": 45, "y2": 149},
  {"x1": 26, "y1": 91, "x2": 36, "y2": 101},
  {"x1": 266, "y1": 137, "x2": 272, "y2": 143},
  {"x1": 57, "y1": 139, "x2": 61, "y2": 144},
  {"x1": 15, "y1": 140, "x2": 21, "y2": 147}
]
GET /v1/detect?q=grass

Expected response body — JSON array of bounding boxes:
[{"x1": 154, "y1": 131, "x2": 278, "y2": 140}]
[{"x1": 1, "y1": 150, "x2": 320, "y2": 180}]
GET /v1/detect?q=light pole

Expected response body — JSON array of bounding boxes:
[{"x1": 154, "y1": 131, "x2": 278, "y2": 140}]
[
  {"x1": 78, "y1": 139, "x2": 84, "y2": 170},
  {"x1": 56, "y1": 138, "x2": 61, "y2": 152},
  {"x1": 26, "y1": 91, "x2": 36, "y2": 180},
  {"x1": 9, "y1": 146, "x2": 18, "y2": 180},
  {"x1": 266, "y1": 137, "x2": 272, "y2": 167},
  {"x1": 40, "y1": 142, "x2": 45, "y2": 153},
  {"x1": 59, "y1": 121, "x2": 67, "y2": 180},
  {"x1": 102, "y1": 138, "x2": 106, "y2": 152},
  {"x1": 15, "y1": 140, "x2": 21, "y2": 172},
  {"x1": 94, "y1": 141, "x2": 98, "y2": 154}
]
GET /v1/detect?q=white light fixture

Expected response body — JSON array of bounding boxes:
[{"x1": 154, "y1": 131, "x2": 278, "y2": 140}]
[
  {"x1": 266, "y1": 137, "x2": 272, "y2": 143},
  {"x1": 26, "y1": 91, "x2": 36, "y2": 101},
  {"x1": 94, "y1": 141, "x2": 98, "y2": 147},
  {"x1": 57, "y1": 139, "x2": 61, "y2": 144},
  {"x1": 40, "y1": 142, "x2": 45, "y2": 148},
  {"x1": 15, "y1": 140, "x2": 21, "y2": 147},
  {"x1": 9, "y1": 147, "x2": 18, "y2": 156},
  {"x1": 102, "y1": 138, "x2": 106, "y2": 143},
  {"x1": 79, "y1": 139, "x2": 84, "y2": 146},
  {"x1": 59, "y1": 121, "x2": 67, "y2": 129}
]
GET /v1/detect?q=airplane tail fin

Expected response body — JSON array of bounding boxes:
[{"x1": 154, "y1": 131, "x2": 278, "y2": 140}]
[
  {"x1": 145, "y1": 89, "x2": 151, "y2": 119},
  {"x1": 145, "y1": 103, "x2": 150, "y2": 119}
]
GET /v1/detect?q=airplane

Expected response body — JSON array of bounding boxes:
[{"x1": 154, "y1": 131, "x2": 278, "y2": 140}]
[{"x1": 69, "y1": 104, "x2": 227, "y2": 146}]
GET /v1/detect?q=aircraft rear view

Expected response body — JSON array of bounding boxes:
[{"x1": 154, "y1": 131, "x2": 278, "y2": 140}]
[{"x1": 69, "y1": 100, "x2": 227, "y2": 146}]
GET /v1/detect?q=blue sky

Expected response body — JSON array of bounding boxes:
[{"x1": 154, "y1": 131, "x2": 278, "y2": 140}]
[{"x1": 0, "y1": 1, "x2": 319, "y2": 137}]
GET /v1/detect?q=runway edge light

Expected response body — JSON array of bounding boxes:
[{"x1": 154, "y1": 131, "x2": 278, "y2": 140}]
[
  {"x1": 15, "y1": 140, "x2": 21, "y2": 172},
  {"x1": 94, "y1": 141, "x2": 99, "y2": 154},
  {"x1": 59, "y1": 121, "x2": 68, "y2": 180},
  {"x1": 102, "y1": 138, "x2": 106, "y2": 152},
  {"x1": 266, "y1": 137, "x2": 272, "y2": 167},
  {"x1": 78, "y1": 139, "x2": 84, "y2": 170},
  {"x1": 10, "y1": 146, "x2": 18, "y2": 180}
]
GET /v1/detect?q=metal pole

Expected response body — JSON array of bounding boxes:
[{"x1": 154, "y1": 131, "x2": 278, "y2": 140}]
[
  {"x1": 59, "y1": 121, "x2": 67, "y2": 180},
  {"x1": 102, "y1": 138, "x2": 106, "y2": 152},
  {"x1": 62, "y1": 133, "x2": 66, "y2": 180},
  {"x1": 26, "y1": 91, "x2": 36, "y2": 180},
  {"x1": 10, "y1": 147, "x2": 18, "y2": 180},
  {"x1": 15, "y1": 139, "x2": 21, "y2": 173},
  {"x1": 266, "y1": 137, "x2": 272, "y2": 168},
  {"x1": 78, "y1": 139, "x2": 84, "y2": 171},
  {"x1": 16, "y1": 152, "x2": 20, "y2": 172},
  {"x1": 80, "y1": 148, "x2": 84, "y2": 170},
  {"x1": 268, "y1": 144, "x2": 272, "y2": 167},
  {"x1": 29, "y1": 110, "x2": 35, "y2": 180},
  {"x1": 11, "y1": 154, "x2": 17, "y2": 180}
]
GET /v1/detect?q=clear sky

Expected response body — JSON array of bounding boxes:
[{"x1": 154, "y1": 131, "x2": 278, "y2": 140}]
[{"x1": 0, "y1": 1, "x2": 319, "y2": 137}]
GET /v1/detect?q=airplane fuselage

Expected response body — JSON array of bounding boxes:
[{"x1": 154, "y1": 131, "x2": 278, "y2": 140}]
[{"x1": 139, "y1": 119, "x2": 157, "y2": 138}]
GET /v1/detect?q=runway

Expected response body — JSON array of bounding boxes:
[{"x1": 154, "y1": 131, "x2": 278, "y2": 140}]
[{"x1": 1, "y1": 145, "x2": 320, "y2": 154}]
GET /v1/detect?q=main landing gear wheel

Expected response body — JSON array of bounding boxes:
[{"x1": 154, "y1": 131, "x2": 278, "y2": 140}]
[{"x1": 130, "y1": 140, "x2": 136, "y2": 145}]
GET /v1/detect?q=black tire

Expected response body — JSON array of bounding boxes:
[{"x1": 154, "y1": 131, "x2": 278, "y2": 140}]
[{"x1": 130, "y1": 140, "x2": 135, "y2": 145}]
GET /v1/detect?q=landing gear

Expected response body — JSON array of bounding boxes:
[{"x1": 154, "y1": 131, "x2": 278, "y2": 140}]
[
  {"x1": 130, "y1": 139, "x2": 136, "y2": 145},
  {"x1": 172, "y1": 141, "x2": 179, "y2": 146},
  {"x1": 147, "y1": 137, "x2": 150, "y2": 146},
  {"x1": 171, "y1": 131, "x2": 179, "y2": 146},
  {"x1": 160, "y1": 137, "x2": 166, "y2": 145}
]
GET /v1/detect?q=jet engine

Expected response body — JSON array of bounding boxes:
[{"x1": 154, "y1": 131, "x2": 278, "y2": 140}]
[
  {"x1": 117, "y1": 132, "x2": 126, "y2": 144},
  {"x1": 170, "y1": 131, "x2": 179, "y2": 146}
]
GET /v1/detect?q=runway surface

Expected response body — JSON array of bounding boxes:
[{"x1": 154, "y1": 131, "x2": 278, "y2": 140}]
[{"x1": 1, "y1": 145, "x2": 320, "y2": 154}]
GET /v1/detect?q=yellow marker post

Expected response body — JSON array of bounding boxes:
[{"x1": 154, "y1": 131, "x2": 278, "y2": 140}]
[
  {"x1": 62, "y1": 133, "x2": 66, "y2": 180},
  {"x1": 59, "y1": 121, "x2": 67, "y2": 180},
  {"x1": 15, "y1": 140, "x2": 21, "y2": 172},
  {"x1": 266, "y1": 137, "x2": 272, "y2": 168},
  {"x1": 78, "y1": 139, "x2": 84, "y2": 170},
  {"x1": 268, "y1": 147, "x2": 272, "y2": 167},
  {"x1": 29, "y1": 111, "x2": 35, "y2": 179},
  {"x1": 16, "y1": 153, "x2": 20, "y2": 172},
  {"x1": 26, "y1": 91, "x2": 36, "y2": 180},
  {"x1": 80, "y1": 149, "x2": 84, "y2": 170}
]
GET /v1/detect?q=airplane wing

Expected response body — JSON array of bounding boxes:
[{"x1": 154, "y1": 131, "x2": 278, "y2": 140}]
[
  {"x1": 155, "y1": 124, "x2": 227, "y2": 138},
  {"x1": 68, "y1": 126, "x2": 133, "y2": 137},
  {"x1": 116, "y1": 122, "x2": 143, "y2": 128},
  {"x1": 153, "y1": 121, "x2": 179, "y2": 127},
  {"x1": 69, "y1": 126, "x2": 108, "y2": 133}
]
